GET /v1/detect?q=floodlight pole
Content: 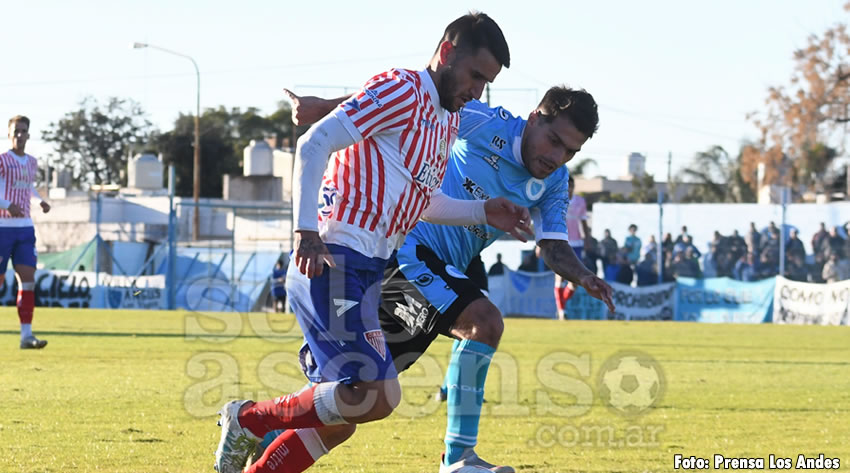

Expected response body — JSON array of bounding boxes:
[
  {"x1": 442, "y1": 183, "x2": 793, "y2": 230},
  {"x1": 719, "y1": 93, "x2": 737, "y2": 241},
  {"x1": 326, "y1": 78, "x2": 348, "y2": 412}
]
[{"x1": 132, "y1": 42, "x2": 201, "y2": 241}]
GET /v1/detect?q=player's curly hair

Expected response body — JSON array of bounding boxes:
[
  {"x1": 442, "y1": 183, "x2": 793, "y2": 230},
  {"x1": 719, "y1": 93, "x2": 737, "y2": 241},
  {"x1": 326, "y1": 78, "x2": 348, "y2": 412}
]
[
  {"x1": 8, "y1": 115, "x2": 30, "y2": 129},
  {"x1": 436, "y1": 11, "x2": 510, "y2": 68},
  {"x1": 537, "y1": 86, "x2": 599, "y2": 139}
]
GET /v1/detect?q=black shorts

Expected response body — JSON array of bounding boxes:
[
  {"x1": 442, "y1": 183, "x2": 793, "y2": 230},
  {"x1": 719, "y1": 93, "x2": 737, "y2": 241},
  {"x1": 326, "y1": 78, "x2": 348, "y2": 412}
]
[{"x1": 379, "y1": 244, "x2": 487, "y2": 373}]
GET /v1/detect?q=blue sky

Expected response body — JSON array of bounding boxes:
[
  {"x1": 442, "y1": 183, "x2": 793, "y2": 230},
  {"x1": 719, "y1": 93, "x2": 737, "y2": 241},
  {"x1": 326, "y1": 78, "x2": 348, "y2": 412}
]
[{"x1": 2, "y1": 0, "x2": 846, "y2": 181}]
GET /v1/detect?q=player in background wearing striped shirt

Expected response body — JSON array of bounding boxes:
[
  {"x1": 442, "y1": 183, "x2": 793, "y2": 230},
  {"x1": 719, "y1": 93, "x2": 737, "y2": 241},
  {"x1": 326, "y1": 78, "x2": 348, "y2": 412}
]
[
  {"x1": 214, "y1": 13, "x2": 531, "y2": 473},
  {"x1": 0, "y1": 115, "x2": 50, "y2": 349}
]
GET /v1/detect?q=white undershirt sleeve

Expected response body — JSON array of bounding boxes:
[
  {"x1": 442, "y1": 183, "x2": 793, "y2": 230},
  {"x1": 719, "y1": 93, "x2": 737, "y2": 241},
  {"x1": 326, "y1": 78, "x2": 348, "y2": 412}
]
[
  {"x1": 293, "y1": 111, "x2": 359, "y2": 232},
  {"x1": 419, "y1": 189, "x2": 487, "y2": 226},
  {"x1": 31, "y1": 185, "x2": 44, "y2": 204}
]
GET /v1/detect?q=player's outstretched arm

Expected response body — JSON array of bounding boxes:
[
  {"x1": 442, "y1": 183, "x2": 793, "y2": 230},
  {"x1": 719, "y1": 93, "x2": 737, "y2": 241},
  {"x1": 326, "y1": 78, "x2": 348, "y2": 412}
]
[
  {"x1": 291, "y1": 112, "x2": 357, "y2": 278},
  {"x1": 284, "y1": 88, "x2": 352, "y2": 127},
  {"x1": 539, "y1": 239, "x2": 615, "y2": 312},
  {"x1": 420, "y1": 192, "x2": 533, "y2": 242}
]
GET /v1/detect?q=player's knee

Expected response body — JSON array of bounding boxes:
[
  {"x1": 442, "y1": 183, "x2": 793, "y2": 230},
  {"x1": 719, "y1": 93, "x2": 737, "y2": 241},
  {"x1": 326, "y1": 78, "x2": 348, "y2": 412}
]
[
  {"x1": 455, "y1": 299, "x2": 504, "y2": 348},
  {"x1": 371, "y1": 379, "x2": 401, "y2": 420},
  {"x1": 317, "y1": 424, "x2": 357, "y2": 450}
]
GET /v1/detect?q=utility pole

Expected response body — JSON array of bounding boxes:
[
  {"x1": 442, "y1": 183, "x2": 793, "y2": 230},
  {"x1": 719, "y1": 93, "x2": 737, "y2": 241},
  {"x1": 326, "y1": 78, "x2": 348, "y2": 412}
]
[{"x1": 667, "y1": 151, "x2": 672, "y2": 202}]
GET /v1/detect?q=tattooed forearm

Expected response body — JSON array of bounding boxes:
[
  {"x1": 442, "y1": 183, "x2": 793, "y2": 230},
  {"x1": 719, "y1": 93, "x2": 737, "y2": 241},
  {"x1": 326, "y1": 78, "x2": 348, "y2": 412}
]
[{"x1": 540, "y1": 239, "x2": 594, "y2": 285}]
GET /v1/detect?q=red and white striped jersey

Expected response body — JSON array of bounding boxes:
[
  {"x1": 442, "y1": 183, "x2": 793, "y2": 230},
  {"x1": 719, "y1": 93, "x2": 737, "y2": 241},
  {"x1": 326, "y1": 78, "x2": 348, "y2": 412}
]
[
  {"x1": 320, "y1": 68, "x2": 460, "y2": 259},
  {"x1": 0, "y1": 151, "x2": 39, "y2": 227}
]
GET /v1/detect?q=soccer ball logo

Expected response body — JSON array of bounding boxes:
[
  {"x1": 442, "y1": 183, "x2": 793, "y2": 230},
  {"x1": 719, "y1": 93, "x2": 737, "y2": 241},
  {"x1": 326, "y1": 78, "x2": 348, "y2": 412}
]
[{"x1": 597, "y1": 351, "x2": 664, "y2": 416}]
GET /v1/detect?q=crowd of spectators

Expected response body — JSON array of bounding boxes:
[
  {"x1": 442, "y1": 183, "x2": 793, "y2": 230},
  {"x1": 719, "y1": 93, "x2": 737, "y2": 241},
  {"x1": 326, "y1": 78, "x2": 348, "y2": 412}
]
[{"x1": 583, "y1": 222, "x2": 850, "y2": 285}]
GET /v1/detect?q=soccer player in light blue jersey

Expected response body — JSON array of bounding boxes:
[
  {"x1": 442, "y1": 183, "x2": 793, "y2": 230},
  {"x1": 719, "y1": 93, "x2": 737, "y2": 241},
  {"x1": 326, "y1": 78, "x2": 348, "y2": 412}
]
[{"x1": 257, "y1": 87, "x2": 615, "y2": 473}]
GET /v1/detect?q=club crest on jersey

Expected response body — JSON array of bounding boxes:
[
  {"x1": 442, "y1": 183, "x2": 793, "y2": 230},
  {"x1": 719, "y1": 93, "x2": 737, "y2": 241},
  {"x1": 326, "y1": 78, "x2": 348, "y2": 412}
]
[
  {"x1": 439, "y1": 138, "x2": 447, "y2": 159},
  {"x1": 484, "y1": 154, "x2": 501, "y2": 170},
  {"x1": 364, "y1": 329, "x2": 387, "y2": 360},
  {"x1": 414, "y1": 163, "x2": 441, "y2": 189},
  {"x1": 525, "y1": 178, "x2": 546, "y2": 200}
]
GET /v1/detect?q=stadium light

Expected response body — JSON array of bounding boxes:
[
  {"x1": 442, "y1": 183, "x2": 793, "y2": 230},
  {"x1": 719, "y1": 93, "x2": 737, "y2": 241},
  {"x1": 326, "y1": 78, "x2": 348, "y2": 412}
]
[{"x1": 132, "y1": 42, "x2": 202, "y2": 241}]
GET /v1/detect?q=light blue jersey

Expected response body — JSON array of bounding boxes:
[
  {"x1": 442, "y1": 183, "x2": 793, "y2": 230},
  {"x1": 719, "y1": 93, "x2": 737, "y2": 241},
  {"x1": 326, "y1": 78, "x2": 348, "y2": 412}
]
[{"x1": 407, "y1": 100, "x2": 570, "y2": 272}]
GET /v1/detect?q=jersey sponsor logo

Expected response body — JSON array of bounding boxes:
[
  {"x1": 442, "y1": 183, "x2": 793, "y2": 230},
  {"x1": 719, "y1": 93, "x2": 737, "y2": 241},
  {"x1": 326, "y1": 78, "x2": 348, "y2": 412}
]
[
  {"x1": 333, "y1": 298, "x2": 359, "y2": 317},
  {"x1": 364, "y1": 88, "x2": 384, "y2": 108},
  {"x1": 266, "y1": 438, "x2": 291, "y2": 469},
  {"x1": 490, "y1": 135, "x2": 506, "y2": 150},
  {"x1": 363, "y1": 329, "x2": 387, "y2": 360},
  {"x1": 320, "y1": 186, "x2": 337, "y2": 217},
  {"x1": 414, "y1": 162, "x2": 441, "y2": 189},
  {"x1": 462, "y1": 177, "x2": 491, "y2": 200},
  {"x1": 525, "y1": 178, "x2": 546, "y2": 200},
  {"x1": 464, "y1": 224, "x2": 492, "y2": 241},
  {"x1": 444, "y1": 265, "x2": 468, "y2": 280},
  {"x1": 498, "y1": 108, "x2": 509, "y2": 120},
  {"x1": 483, "y1": 154, "x2": 501, "y2": 170},
  {"x1": 393, "y1": 294, "x2": 429, "y2": 335},
  {"x1": 414, "y1": 273, "x2": 434, "y2": 287}
]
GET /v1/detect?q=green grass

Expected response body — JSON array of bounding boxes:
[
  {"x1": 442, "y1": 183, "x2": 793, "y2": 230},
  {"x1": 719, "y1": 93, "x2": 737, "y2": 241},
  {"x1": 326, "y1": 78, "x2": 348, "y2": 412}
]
[{"x1": 1, "y1": 308, "x2": 849, "y2": 472}]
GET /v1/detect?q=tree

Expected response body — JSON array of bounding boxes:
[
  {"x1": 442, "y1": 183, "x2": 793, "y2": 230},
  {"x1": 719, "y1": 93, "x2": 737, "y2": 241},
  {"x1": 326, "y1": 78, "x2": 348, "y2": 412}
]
[
  {"x1": 42, "y1": 97, "x2": 154, "y2": 187},
  {"x1": 630, "y1": 173, "x2": 657, "y2": 203},
  {"x1": 676, "y1": 145, "x2": 756, "y2": 203},
  {"x1": 569, "y1": 157, "x2": 598, "y2": 177},
  {"x1": 156, "y1": 103, "x2": 296, "y2": 198},
  {"x1": 745, "y1": 2, "x2": 850, "y2": 191}
]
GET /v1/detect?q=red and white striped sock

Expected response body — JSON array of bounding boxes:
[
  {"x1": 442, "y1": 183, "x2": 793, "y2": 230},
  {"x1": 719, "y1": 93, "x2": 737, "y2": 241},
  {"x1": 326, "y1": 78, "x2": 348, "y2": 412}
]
[
  {"x1": 17, "y1": 283, "x2": 35, "y2": 339},
  {"x1": 239, "y1": 382, "x2": 347, "y2": 437},
  {"x1": 245, "y1": 428, "x2": 328, "y2": 473}
]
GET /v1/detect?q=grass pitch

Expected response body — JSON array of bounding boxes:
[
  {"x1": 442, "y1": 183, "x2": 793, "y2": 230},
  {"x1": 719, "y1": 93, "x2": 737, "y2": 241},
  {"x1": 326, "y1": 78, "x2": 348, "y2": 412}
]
[{"x1": 1, "y1": 308, "x2": 849, "y2": 472}]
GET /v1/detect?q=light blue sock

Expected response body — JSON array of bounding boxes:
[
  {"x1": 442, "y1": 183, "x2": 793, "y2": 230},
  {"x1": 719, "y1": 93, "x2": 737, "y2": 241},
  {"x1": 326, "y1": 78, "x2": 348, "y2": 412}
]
[{"x1": 443, "y1": 339, "x2": 495, "y2": 465}]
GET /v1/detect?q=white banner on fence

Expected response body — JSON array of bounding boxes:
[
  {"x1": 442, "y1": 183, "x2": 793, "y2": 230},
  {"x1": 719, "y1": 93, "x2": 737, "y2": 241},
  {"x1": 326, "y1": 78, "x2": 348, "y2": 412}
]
[
  {"x1": 773, "y1": 276, "x2": 850, "y2": 326},
  {"x1": 608, "y1": 281, "x2": 677, "y2": 321}
]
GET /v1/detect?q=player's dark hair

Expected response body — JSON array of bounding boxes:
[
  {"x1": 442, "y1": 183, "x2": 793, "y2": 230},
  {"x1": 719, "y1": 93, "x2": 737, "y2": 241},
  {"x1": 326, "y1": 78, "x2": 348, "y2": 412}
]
[
  {"x1": 437, "y1": 12, "x2": 510, "y2": 68},
  {"x1": 537, "y1": 86, "x2": 599, "y2": 138},
  {"x1": 8, "y1": 115, "x2": 30, "y2": 129}
]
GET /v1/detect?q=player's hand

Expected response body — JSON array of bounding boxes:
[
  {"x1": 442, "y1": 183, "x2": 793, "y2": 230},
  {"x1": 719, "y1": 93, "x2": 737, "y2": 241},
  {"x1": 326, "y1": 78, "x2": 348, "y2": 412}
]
[
  {"x1": 283, "y1": 88, "x2": 330, "y2": 126},
  {"x1": 293, "y1": 230, "x2": 336, "y2": 279},
  {"x1": 40, "y1": 201, "x2": 51, "y2": 213},
  {"x1": 7, "y1": 202, "x2": 24, "y2": 217},
  {"x1": 579, "y1": 274, "x2": 615, "y2": 313},
  {"x1": 484, "y1": 197, "x2": 534, "y2": 242}
]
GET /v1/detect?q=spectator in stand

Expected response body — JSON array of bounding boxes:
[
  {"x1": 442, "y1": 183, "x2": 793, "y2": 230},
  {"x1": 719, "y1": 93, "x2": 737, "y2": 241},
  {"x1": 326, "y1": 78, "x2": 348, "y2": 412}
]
[
  {"x1": 605, "y1": 249, "x2": 633, "y2": 285},
  {"x1": 811, "y1": 223, "x2": 829, "y2": 283},
  {"x1": 582, "y1": 231, "x2": 600, "y2": 277},
  {"x1": 674, "y1": 225, "x2": 690, "y2": 245},
  {"x1": 487, "y1": 253, "x2": 505, "y2": 276},
  {"x1": 624, "y1": 224, "x2": 641, "y2": 265},
  {"x1": 642, "y1": 234, "x2": 657, "y2": 258},
  {"x1": 702, "y1": 243, "x2": 718, "y2": 278},
  {"x1": 758, "y1": 250, "x2": 778, "y2": 279},
  {"x1": 822, "y1": 253, "x2": 842, "y2": 283},
  {"x1": 662, "y1": 232, "x2": 674, "y2": 256},
  {"x1": 826, "y1": 226, "x2": 845, "y2": 259},
  {"x1": 812, "y1": 222, "x2": 828, "y2": 255},
  {"x1": 672, "y1": 247, "x2": 701, "y2": 278},
  {"x1": 747, "y1": 222, "x2": 761, "y2": 258},
  {"x1": 635, "y1": 251, "x2": 657, "y2": 286},
  {"x1": 785, "y1": 252, "x2": 809, "y2": 282},
  {"x1": 786, "y1": 229, "x2": 805, "y2": 261},
  {"x1": 734, "y1": 253, "x2": 757, "y2": 282},
  {"x1": 599, "y1": 229, "x2": 618, "y2": 270}
]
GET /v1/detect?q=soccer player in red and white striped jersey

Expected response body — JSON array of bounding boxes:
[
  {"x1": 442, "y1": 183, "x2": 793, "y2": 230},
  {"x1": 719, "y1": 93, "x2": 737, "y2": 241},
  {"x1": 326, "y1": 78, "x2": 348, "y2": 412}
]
[
  {"x1": 215, "y1": 12, "x2": 532, "y2": 473},
  {"x1": 0, "y1": 115, "x2": 51, "y2": 349}
]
